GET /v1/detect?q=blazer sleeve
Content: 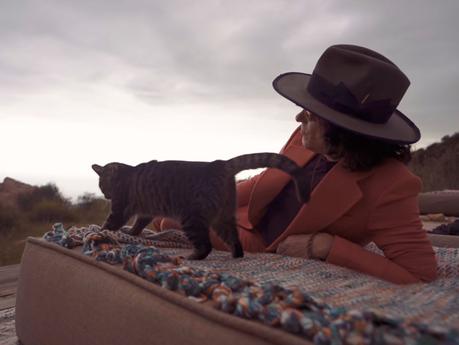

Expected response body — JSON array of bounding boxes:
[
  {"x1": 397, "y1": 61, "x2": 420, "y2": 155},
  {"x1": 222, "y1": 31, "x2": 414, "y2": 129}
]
[{"x1": 326, "y1": 173, "x2": 438, "y2": 284}]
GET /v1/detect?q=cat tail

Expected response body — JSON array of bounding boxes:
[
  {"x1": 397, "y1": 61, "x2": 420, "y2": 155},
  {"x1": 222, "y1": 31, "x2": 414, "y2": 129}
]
[{"x1": 225, "y1": 153, "x2": 309, "y2": 203}]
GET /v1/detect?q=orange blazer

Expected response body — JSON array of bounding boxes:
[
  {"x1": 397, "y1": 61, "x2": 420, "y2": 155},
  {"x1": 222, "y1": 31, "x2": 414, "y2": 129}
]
[{"x1": 222, "y1": 126, "x2": 437, "y2": 285}]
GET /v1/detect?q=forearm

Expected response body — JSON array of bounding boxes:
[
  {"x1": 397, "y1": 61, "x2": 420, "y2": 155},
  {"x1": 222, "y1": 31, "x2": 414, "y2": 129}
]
[{"x1": 326, "y1": 236, "x2": 423, "y2": 284}]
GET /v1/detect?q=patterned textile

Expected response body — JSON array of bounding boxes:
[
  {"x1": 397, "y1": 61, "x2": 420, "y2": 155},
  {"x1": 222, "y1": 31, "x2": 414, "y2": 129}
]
[
  {"x1": 43, "y1": 224, "x2": 459, "y2": 345},
  {"x1": 43, "y1": 223, "x2": 192, "y2": 248}
]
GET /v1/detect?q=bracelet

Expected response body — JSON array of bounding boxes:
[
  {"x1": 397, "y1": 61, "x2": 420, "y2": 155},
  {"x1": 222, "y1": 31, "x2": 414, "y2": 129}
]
[{"x1": 306, "y1": 232, "x2": 320, "y2": 260}]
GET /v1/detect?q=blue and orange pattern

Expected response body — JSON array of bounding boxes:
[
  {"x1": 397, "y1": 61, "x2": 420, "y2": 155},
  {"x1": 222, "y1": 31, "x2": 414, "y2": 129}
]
[{"x1": 43, "y1": 223, "x2": 459, "y2": 345}]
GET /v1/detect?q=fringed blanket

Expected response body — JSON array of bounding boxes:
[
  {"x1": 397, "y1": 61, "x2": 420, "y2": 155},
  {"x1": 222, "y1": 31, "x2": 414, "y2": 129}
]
[{"x1": 43, "y1": 223, "x2": 459, "y2": 345}]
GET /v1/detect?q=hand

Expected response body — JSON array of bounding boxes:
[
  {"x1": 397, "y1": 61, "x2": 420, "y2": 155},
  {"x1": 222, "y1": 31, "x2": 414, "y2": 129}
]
[{"x1": 276, "y1": 233, "x2": 334, "y2": 260}]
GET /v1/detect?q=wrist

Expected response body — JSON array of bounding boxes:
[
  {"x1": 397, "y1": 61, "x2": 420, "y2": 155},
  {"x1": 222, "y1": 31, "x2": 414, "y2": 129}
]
[{"x1": 311, "y1": 233, "x2": 334, "y2": 260}]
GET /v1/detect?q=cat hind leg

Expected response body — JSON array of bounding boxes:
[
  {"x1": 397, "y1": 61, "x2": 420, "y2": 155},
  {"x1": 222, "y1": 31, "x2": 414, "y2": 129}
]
[
  {"x1": 212, "y1": 217, "x2": 244, "y2": 258},
  {"x1": 182, "y1": 216, "x2": 212, "y2": 260}
]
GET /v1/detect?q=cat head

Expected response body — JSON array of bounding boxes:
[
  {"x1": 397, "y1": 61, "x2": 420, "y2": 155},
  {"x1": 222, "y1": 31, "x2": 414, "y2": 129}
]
[{"x1": 92, "y1": 162, "x2": 131, "y2": 200}]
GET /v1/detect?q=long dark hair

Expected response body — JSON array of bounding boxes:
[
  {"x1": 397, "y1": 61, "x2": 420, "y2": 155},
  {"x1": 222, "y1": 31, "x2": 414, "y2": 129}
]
[{"x1": 323, "y1": 123, "x2": 412, "y2": 172}]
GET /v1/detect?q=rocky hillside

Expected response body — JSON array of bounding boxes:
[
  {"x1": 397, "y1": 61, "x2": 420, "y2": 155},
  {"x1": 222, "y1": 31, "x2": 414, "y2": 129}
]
[
  {"x1": 409, "y1": 132, "x2": 459, "y2": 192},
  {"x1": 0, "y1": 177, "x2": 36, "y2": 208}
]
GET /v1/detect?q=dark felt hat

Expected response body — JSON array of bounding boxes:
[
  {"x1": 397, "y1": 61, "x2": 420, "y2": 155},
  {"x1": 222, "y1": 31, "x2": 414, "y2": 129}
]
[{"x1": 273, "y1": 44, "x2": 421, "y2": 144}]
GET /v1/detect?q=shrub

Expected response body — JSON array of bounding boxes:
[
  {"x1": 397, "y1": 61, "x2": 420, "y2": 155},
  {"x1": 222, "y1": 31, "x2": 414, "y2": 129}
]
[
  {"x1": 76, "y1": 192, "x2": 99, "y2": 209},
  {"x1": 0, "y1": 205, "x2": 18, "y2": 234},
  {"x1": 17, "y1": 183, "x2": 70, "y2": 211},
  {"x1": 74, "y1": 193, "x2": 109, "y2": 225},
  {"x1": 28, "y1": 199, "x2": 76, "y2": 223},
  {"x1": 409, "y1": 132, "x2": 459, "y2": 191}
]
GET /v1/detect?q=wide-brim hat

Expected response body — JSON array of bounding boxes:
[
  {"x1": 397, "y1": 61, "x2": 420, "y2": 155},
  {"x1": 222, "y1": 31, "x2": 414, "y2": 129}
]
[{"x1": 273, "y1": 44, "x2": 421, "y2": 144}]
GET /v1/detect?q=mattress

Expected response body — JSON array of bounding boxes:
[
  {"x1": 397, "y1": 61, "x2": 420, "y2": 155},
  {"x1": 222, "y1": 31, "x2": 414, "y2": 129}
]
[
  {"x1": 16, "y1": 237, "x2": 310, "y2": 345},
  {"x1": 14, "y1": 225, "x2": 459, "y2": 345}
]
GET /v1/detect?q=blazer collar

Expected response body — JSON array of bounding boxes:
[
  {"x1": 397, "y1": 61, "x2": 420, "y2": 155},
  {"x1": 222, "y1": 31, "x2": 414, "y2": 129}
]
[{"x1": 265, "y1": 160, "x2": 373, "y2": 251}]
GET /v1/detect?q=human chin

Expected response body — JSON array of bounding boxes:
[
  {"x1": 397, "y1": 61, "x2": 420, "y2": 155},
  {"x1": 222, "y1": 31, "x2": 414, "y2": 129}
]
[
  {"x1": 302, "y1": 136, "x2": 323, "y2": 153},
  {"x1": 301, "y1": 135, "x2": 314, "y2": 150}
]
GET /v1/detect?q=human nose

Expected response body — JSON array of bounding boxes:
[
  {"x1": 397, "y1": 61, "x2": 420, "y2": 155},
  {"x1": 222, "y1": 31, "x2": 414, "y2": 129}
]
[{"x1": 295, "y1": 110, "x2": 312, "y2": 123}]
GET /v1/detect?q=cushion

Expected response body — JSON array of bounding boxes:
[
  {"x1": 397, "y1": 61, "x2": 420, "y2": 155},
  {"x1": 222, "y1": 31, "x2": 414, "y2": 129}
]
[
  {"x1": 15, "y1": 225, "x2": 459, "y2": 345},
  {"x1": 15, "y1": 238, "x2": 310, "y2": 345}
]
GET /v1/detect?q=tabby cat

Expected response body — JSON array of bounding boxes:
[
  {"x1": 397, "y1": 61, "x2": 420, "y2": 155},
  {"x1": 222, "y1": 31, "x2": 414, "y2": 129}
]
[{"x1": 92, "y1": 153, "x2": 308, "y2": 260}]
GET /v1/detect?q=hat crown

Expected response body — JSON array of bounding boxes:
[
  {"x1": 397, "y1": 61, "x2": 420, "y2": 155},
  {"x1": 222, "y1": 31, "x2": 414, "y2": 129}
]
[{"x1": 308, "y1": 45, "x2": 410, "y2": 124}]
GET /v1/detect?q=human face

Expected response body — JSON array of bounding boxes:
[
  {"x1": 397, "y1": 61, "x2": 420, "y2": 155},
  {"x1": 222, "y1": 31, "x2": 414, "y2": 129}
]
[{"x1": 295, "y1": 109, "x2": 329, "y2": 154}]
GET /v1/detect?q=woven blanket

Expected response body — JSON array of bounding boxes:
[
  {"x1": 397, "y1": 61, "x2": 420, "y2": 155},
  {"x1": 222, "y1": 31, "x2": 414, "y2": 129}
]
[{"x1": 43, "y1": 224, "x2": 459, "y2": 345}]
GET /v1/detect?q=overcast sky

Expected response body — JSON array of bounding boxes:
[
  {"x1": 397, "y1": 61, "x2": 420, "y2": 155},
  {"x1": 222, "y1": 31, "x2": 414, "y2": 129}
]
[{"x1": 1, "y1": 0, "x2": 458, "y2": 199}]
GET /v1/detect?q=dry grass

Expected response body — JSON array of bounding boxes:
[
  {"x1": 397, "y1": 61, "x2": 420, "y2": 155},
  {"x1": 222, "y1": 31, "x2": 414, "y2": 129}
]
[{"x1": 0, "y1": 189, "x2": 109, "y2": 266}]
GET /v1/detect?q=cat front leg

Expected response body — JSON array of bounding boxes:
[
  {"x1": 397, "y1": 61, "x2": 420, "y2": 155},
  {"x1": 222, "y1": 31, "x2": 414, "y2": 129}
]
[
  {"x1": 212, "y1": 216, "x2": 244, "y2": 258},
  {"x1": 101, "y1": 211, "x2": 129, "y2": 231},
  {"x1": 124, "y1": 216, "x2": 153, "y2": 236},
  {"x1": 102, "y1": 197, "x2": 132, "y2": 231}
]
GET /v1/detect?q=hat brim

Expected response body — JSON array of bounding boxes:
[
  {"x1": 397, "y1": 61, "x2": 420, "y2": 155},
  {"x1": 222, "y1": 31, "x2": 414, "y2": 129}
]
[{"x1": 273, "y1": 72, "x2": 421, "y2": 144}]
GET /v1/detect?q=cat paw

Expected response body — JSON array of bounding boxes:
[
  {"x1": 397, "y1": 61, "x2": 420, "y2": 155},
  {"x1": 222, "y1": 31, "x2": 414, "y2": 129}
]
[
  {"x1": 120, "y1": 227, "x2": 136, "y2": 235},
  {"x1": 231, "y1": 243, "x2": 244, "y2": 258},
  {"x1": 186, "y1": 249, "x2": 211, "y2": 260},
  {"x1": 232, "y1": 245, "x2": 244, "y2": 259},
  {"x1": 101, "y1": 222, "x2": 120, "y2": 231}
]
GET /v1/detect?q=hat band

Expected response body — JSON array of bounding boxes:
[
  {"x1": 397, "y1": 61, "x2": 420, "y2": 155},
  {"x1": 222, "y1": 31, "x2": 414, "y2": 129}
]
[{"x1": 307, "y1": 74, "x2": 395, "y2": 124}]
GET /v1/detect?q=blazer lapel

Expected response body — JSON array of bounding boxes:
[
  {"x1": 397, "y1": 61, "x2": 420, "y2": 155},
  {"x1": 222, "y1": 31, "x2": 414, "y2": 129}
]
[
  {"x1": 266, "y1": 161, "x2": 373, "y2": 251},
  {"x1": 248, "y1": 144, "x2": 315, "y2": 225}
]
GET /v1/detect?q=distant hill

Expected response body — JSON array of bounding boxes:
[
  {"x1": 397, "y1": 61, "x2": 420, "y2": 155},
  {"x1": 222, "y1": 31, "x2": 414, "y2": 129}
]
[
  {"x1": 0, "y1": 177, "x2": 36, "y2": 208},
  {"x1": 409, "y1": 132, "x2": 459, "y2": 192}
]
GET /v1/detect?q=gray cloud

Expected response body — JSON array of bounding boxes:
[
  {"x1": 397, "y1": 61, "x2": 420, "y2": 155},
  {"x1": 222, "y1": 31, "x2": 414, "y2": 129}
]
[{"x1": 1, "y1": 0, "x2": 458, "y2": 139}]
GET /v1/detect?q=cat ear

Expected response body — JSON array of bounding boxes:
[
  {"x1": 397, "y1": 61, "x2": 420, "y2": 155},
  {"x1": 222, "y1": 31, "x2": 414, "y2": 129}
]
[{"x1": 92, "y1": 164, "x2": 103, "y2": 176}]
